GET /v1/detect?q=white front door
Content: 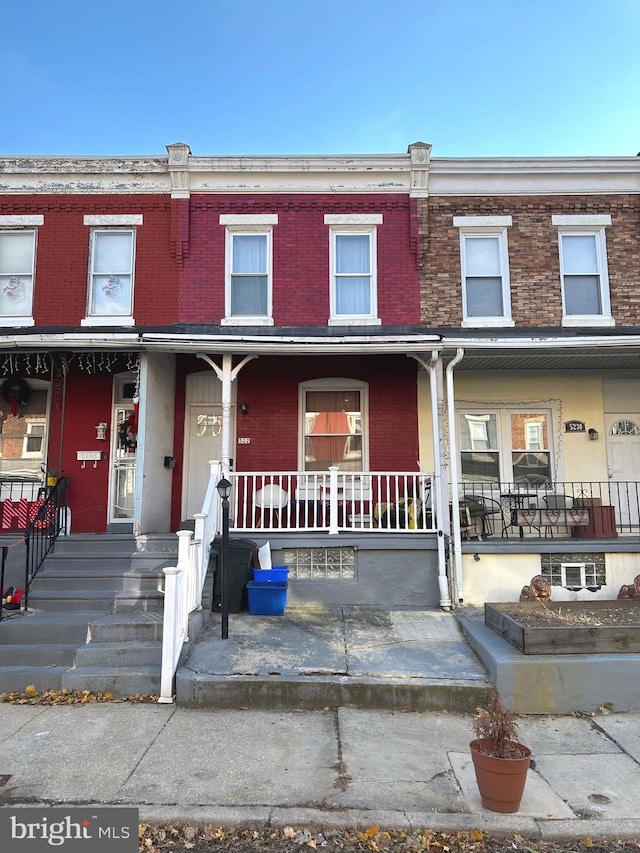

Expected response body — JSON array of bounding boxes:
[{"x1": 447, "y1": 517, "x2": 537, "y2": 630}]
[
  {"x1": 183, "y1": 406, "x2": 224, "y2": 519},
  {"x1": 109, "y1": 405, "x2": 137, "y2": 524},
  {"x1": 605, "y1": 413, "x2": 640, "y2": 528}
]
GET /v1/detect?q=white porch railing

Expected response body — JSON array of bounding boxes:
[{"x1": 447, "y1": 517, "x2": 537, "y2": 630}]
[
  {"x1": 229, "y1": 467, "x2": 436, "y2": 534},
  {"x1": 158, "y1": 460, "x2": 222, "y2": 703}
]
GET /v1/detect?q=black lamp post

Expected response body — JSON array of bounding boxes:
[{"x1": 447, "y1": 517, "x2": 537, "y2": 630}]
[{"x1": 216, "y1": 477, "x2": 232, "y2": 639}]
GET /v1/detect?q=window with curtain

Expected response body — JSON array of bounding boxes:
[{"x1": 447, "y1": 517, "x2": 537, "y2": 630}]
[
  {"x1": 230, "y1": 233, "x2": 268, "y2": 316},
  {"x1": 87, "y1": 230, "x2": 135, "y2": 317},
  {"x1": 0, "y1": 231, "x2": 36, "y2": 319},
  {"x1": 559, "y1": 233, "x2": 603, "y2": 316},
  {"x1": 552, "y1": 215, "x2": 612, "y2": 326},
  {"x1": 454, "y1": 216, "x2": 513, "y2": 327},
  {"x1": 303, "y1": 387, "x2": 364, "y2": 472},
  {"x1": 334, "y1": 233, "x2": 371, "y2": 316},
  {"x1": 462, "y1": 235, "x2": 504, "y2": 317}
]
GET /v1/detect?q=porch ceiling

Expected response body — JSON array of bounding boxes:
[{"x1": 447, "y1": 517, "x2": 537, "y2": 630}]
[{"x1": 447, "y1": 348, "x2": 640, "y2": 372}]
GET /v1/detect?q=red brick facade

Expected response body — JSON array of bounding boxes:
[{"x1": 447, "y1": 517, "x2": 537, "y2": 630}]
[
  {"x1": 180, "y1": 194, "x2": 420, "y2": 326},
  {"x1": 1, "y1": 195, "x2": 175, "y2": 326},
  {"x1": 418, "y1": 194, "x2": 640, "y2": 327}
]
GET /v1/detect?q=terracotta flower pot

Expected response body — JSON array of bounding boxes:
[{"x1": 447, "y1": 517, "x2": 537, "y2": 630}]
[{"x1": 470, "y1": 738, "x2": 531, "y2": 813}]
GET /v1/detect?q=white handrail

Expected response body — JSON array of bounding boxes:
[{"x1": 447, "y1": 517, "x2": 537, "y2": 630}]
[{"x1": 158, "y1": 460, "x2": 222, "y2": 703}]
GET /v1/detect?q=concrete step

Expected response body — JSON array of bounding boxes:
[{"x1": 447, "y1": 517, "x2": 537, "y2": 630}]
[
  {"x1": 74, "y1": 641, "x2": 162, "y2": 668},
  {"x1": 0, "y1": 665, "x2": 68, "y2": 693},
  {"x1": 175, "y1": 672, "x2": 492, "y2": 712},
  {"x1": 36, "y1": 558, "x2": 134, "y2": 574},
  {"x1": 26, "y1": 591, "x2": 117, "y2": 611},
  {"x1": 62, "y1": 667, "x2": 161, "y2": 696},
  {"x1": 0, "y1": 643, "x2": 78, "y2": 667},
  {"x1": 51, "y1": 534, "x2": 136, "y2": 558},
  {"x1": 87, "y1": 612, "x2": 164, "y2": 643},
  {"x1": 0, "y1": 612, "x2": 94, "y2": 644}
]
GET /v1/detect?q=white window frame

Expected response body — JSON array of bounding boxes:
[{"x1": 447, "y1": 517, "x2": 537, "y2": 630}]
[
  {"x1": 553, "y1": 214, "x2": 613, "y2": 327},
  {"x1": 220, "y1": 214, "x2": 276, "y2": 326},
  {"x1": 325, "y1": 214, "x2": 382, "y2": 326},
  {"x1": 22, "y1": 419, "x2": 46, "y2": 459},
  {"x1": 82, "y1": 215, "x2": 142, "y2": 327},
  {"x1": 0, "y1": 215, "x2": 43, "y2": 328},
  {"x1": 298, "y1": 378, "x2": 369, "y2": 473},
  {"x1": 458, "y1": 406, "x2": 555, "y2": 487},
  {"x1": 454, "y1": 216, "x2": 514, "y2": 328}
]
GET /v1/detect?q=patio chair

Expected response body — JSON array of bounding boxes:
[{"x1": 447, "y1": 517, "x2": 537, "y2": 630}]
[
  {"x1": 463, "y1": 494, "x2": 508, "y2": 539},
  {"x1": 253, "y1": 484, "x2": 290, "y2": 527}
]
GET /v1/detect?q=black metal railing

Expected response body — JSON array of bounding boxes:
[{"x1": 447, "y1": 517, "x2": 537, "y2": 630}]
[
  {"x1": 460, "y1": 481, "x2": 639, "y2": 539},
  {"x1": 23, "y1": 477, "x2": 70, "y2": 608}
]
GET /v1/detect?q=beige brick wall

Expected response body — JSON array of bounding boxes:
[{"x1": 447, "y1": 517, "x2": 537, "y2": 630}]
[{"x1": 418, "y1": 195, "x2": 640, "y2": 327}]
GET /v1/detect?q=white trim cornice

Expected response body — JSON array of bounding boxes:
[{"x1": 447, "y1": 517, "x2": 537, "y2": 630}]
[{"x1": 429, "y1": 156, "x2": 640, "y2": 196}]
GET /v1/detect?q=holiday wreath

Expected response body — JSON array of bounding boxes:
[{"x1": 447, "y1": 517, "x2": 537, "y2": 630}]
[
  {"x1": 117, "y1": 396, "x2": 139, "y2": 452},
  {"x1": 118, "y1": 412, "x2": 138, "y2": 451},
  {"x1": 1, "y1": 377, "x2": 31, "y2": 416}
]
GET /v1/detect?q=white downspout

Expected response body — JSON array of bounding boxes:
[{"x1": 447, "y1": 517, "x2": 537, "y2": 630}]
[
  {"x1": 196, "y1": 353, "x2": 256, "y2": 477},
  {"x1": 445, "y1": 348, "x2": 465, "y2": 602},
  {"x1": 411, "y1": 351, "x2": 451, "y2": 610},
  {"x1": 428, "y1": 351, "x2": 452, "y2": 609}
]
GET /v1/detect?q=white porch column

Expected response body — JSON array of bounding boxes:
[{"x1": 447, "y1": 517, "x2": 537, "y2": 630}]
[{"x1": 196, "y1": 353, "x2": 257, "y2": 477}]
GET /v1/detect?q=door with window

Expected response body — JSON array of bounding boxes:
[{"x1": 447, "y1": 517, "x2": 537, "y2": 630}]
[
  {"x1": 109, "y1": 405, "x2": 136, "y2": 524},
  {"x1": 184, "y1": 406, "x2": 223, "y2": 519},
  {"x1": 606, "y1": 415, "x2": 640, "y2": 528},
  {"x1": 108, "y1": 376, "x2": 137, "y2": 526}
]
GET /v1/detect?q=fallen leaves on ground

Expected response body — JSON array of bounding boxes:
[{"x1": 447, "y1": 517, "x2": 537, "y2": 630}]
[
  {"x1": 137, "y1": 825, "x2": 640, "y2": 853},
  {"x1": 0, "y1": 686, "x2": 158, "y2": 705}
]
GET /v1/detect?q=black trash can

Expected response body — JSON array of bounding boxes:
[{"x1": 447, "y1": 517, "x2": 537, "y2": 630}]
[{"x1": 210, "y1": 536, "x2": 257, "y2": 613}]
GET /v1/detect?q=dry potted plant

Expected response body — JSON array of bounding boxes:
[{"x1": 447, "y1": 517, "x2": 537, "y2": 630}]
[{"x1": 470, "y1": 691, "x2": 531, "y2": 813}]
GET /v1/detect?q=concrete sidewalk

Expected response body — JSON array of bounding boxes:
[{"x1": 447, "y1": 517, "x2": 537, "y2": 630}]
[{"x1": 2, "y1": 702, "x2": 640, "y2": 839}]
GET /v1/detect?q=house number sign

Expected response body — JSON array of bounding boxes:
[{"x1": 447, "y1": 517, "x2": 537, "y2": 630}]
[{"x1": 565, "y1": 420, "x2": 586, "y2": 432}]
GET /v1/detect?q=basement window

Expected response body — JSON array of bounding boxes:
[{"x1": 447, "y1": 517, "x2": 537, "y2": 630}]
[
  {"x1": 540, "y1": 553, "x2": 606, "y2": 591},
  {"x1": 282, "y1": 547, "x2": 356, "y2": 580}
]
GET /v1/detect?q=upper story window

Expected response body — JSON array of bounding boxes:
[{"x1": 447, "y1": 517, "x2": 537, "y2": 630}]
[
  {"x1": 82, "y1": 215, "x2": 142, "y2": 326},
  {"x1": 220, "y1": 214, "x2": 277, "y2": 326},
  {"x1": 0, "y1": 215, "x2": 43, "y2": 327},
  {"x1": 454, "y1": 216, "x2": 513, "y2": 328},
  {"x1": 552, "y1": 214, "x2": 613, "y2": 327},
  {"x1": 325, "y1": 214, "x2": 382, "y2": 326}
]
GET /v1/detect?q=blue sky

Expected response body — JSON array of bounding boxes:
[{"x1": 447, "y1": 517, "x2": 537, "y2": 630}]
[{"x1": 2, "y1": 0, "x2": 639, "y2": 158}]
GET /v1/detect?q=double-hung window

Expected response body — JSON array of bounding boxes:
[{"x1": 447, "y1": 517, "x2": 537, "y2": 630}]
[
  {"x1": 300, "y1": 379, "x2": 368, "y2": 473},
  {"x1": 83, "y1": 215, "x2": 141, "y2": 326},
  {"x1": 0, "y1": 215, "x2": 42, "y2": 327},
  {"x1": 325, "y1": 214, "x2": 382, "y2": 326},
  {"x1": 454, "y1": 216, "x2": 513, "y2": 327},
  {"x1": 553, "y1": 215, "x2": 613, "y2": 326},
  {"x1": 220, "y1": 214, "x2": 276, "y2": 325},
  {"x1": 458, "y1": 409, "x2": 553, "y2": 487}
]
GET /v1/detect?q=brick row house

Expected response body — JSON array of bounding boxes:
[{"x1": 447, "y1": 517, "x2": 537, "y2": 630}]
[{"x1": 1, "y1": 144, "x2": 639, "y2": 613}]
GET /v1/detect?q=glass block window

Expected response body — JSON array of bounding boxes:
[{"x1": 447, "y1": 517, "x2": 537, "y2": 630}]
[
  {"x1": 540, "y1": 552, "x2": 606, "y2": 590},
  {"x1": 282, "y1": 547, "x2": 356, "y2": 580}
]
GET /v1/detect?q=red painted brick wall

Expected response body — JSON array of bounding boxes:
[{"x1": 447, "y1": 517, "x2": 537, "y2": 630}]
[
  {"x1": 180, "y1": 194, "x2": 420, "y2": 326},
  {"x1": 418, "y1": 194, "x2": 640, "y2": 327},
  {"x1": 230, "y1": 355, "x2": 420, "y2": 472},
  {"x1": 1, "y1": 195, "x2": 176, "y2": 326}
]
